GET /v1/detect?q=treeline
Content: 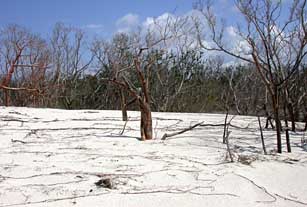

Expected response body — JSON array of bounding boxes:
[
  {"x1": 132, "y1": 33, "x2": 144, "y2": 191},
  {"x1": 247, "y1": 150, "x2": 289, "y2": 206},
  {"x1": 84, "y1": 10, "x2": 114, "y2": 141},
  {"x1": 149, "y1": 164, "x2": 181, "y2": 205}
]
[
  {"x1": 0, "y1": 23, "x2": 306, "y2": 121},
  {"x1": 2, "y1": 0, "x2": 306, "y2": 152}
]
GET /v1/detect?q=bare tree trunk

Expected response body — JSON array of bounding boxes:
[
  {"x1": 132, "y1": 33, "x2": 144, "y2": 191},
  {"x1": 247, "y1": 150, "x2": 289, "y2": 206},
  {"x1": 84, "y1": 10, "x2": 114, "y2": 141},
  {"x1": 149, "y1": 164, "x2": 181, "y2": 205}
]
[
  {"x1": 120, "y1": 89, "x2": 127, "y2": 121},
  {"x1": 4, "y1": 90, "x2": 10, "y2": 106},
  {"x1": 257, "y1": 116, "x2": 267, "y2": 155},
  {"x1": 2, "y1": 47, "x2": 23, "y2": 106},
  {"x1": 287, "y1": 102, "x2": 296, "y2": 131},
  {"x1": 223, "y1": 111, "x2": 229, "y2": 144},
  {"x1": 140, "y1": 101, "x2": 152, "y2": 140},
  {"x1": 263, "y1": 104, "x2": 274, "y2": 129},
  {"x1": 272, "y1": 92, "x2": 282, "y2": 153},
  {"x1": 225, "y1": 129, "x2": 233, "y2": 162},
  {"x1": 283, "y1": 105, "x2": 291, "y2": 152}
]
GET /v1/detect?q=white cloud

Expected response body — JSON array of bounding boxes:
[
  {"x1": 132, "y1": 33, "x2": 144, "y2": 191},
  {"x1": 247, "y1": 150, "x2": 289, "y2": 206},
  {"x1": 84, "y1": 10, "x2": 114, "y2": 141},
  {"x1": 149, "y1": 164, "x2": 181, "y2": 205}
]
[
  {"x1": 116, "y1": 13, "x2": 140, "y2": 33},
  {"x1": 226, "y1": 26, "x2": 237, "y2": 37},
  {"x1": 85, "y1": 24, "x2": 104, "y2": 29},
  {"x1": 113, "y1": 10, "x2": 249, "y2": 65}
]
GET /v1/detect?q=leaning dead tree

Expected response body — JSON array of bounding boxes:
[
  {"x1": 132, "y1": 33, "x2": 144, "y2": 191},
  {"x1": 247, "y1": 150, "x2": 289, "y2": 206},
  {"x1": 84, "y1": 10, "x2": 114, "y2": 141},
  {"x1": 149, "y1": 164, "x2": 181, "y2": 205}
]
[{"x1": 194, "y1": 0, "x2": 307, "y2": 153}]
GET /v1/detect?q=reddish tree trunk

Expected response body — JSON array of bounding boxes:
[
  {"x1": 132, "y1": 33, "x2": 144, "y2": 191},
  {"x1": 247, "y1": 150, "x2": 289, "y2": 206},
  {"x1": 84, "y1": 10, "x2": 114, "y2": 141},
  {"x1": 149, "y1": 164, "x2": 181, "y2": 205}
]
[
  {"x1": 1, "y1": 48, "x2": 23, "y2": 106},
  {"x1": 140, "y1": 101, "x2": 152, "y2": 140}
]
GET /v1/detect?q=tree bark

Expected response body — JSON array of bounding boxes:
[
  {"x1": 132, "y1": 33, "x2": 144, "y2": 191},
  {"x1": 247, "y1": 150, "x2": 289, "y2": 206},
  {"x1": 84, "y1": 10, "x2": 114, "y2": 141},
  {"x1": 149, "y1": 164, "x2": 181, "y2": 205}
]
[
  {"x1": 257, "y1": 116, "x2": 267, "y2": 155},
  {"x1": 120, "y1": 89, "x2": 128, "y2": 121},
  {"x1": 304, "y1": 111, "x2": 307, "y2": 131},
  {"x1": 223, "y1": 111, "x2": 229, "y2": 144},
  {"x1": 140, "y1": 101, "x2": 152, "y2": 140},
  {"x1": 2, "y1": 47, "x2": 23, "y2": 106},
  {"x1": 283, "y1": 105, "x2": 291, "y2": 152},
  {"x1": 272, "y1": 92, "x2": 282, "y2": 153},
  {"x1": 263, "y1": 104, "x2": 274, "y2": 129},
  {"x1": 287, "y1": 102, "x2": 296, "y2": 131}
]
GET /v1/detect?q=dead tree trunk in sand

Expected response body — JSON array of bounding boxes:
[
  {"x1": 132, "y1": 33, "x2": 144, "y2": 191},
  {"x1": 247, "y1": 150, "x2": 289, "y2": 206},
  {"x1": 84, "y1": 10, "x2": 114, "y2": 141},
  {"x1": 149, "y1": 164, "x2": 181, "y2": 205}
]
[
  {"x1": 257, "y1": 116, "x2": 267, "y2": 155},
  {"x1": 304, "y1": 108, "x2": 307, "y2": 131},
  {"x1": 120, "y1": 89, "x2": 128, "y2": 121},
  {"x1": 106, "y1": 55, "x2": 153, "y2": 141},
  {"x1": 263, "y1": 104, "x2": 274, "y2": 129},
  {"x1": 223, "y1": 111, "x2": 229, "y2": 144},
  {"x1": 283, "y1": 105, "x2": 291, "y2": 152},
  {"x1": 287, "y1": 102, "x2": 296, "y2": 132},
  {"x1": 272, "y1": 90, "x2": 282, "y2": 153},
  {"x1": 134, "y1": 57, "x2": 153, "y2": 141},
  {"x1": 194, "y1": 0, "x2": 307, "y2": 153},
  {"x1": 140, "y1": 99, "x2": 153, "y2": 140}
]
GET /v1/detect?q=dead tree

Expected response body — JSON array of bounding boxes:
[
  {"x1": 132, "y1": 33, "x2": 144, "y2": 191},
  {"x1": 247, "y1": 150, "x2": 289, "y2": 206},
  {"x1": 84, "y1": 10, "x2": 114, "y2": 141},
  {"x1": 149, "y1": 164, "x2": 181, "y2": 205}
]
[
  {"x1": 194, "y1": 0, "x2": 307, "y2": 153},
  {"x1": 91, "y1": 33, "x2": 131, "y2": 121},
  {"x1": 50, "y1": 23, "x2": 92, "y2": 109},
  {"x1": 257, "y1": 116, "x2": 267, "y2": 155},
  {"x1": 0, "y1": 25, "x2": 50, "y2": 106},
  {"x1": 99, "y1": 16, "x2": 182, "y2": 140},
  {"x1": 1, "y1": 45, "x2": 24, "y2": 106},
  {"x1": 107, "y1": 53, "x2": 154, "y2": 140},
  {"x1": 222, "y1": 111, "x2": 229, "y2": 144},
  {"x1": 283, "y1": 105, "x2": 291, "y2": 152}
]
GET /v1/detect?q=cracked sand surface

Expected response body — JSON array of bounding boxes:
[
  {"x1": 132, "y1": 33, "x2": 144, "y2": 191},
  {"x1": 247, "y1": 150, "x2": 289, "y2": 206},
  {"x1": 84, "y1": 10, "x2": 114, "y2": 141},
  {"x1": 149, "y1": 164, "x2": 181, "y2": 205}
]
[{"x1": 0, "y1": 107, "x2": 307, "y2": 206}]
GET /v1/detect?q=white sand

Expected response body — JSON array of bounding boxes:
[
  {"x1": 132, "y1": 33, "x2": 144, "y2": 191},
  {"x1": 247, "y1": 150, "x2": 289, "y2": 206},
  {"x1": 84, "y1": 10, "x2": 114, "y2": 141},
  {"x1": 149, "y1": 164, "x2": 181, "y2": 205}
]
[{"x1": 0, "y1": 107, "x2": 306, "y2": 207}]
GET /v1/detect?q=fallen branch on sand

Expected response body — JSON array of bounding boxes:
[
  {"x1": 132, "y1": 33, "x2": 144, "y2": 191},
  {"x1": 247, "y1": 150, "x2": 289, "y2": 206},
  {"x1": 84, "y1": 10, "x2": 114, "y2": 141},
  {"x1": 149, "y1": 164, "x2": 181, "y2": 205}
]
[
  {"x1": 11, "y1": 139, "x2": 27, "y2": 144},
  {"x1": 161, "y1": 116, "x2": 246, "y2": 140},
  {"x1": 161, "y1": 121, "x2": 204, "y2": 140},
  {"x1": 233, "y1": 173, "x2": 276, "y2": 203}
]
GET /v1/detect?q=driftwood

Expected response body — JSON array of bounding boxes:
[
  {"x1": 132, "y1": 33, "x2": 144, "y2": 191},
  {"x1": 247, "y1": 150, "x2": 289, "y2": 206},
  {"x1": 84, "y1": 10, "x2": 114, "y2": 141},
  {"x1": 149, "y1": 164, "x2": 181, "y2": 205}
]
[
  {"x1": 161, "y1": 121, "x2": 204, "y2": 140},
  {"x1": 11, "y1": 139, "x2": 27, "y2": 144},
  {"x1": 161, "y1": 115, "x2": 239, "y2": 141}
]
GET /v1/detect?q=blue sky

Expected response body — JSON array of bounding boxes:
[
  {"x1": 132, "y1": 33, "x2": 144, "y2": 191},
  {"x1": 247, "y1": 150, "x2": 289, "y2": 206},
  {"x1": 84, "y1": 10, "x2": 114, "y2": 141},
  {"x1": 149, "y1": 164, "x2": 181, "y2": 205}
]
[
  {"x1": 0, "y1": 0, "x2": 293, "y2": 39},
  {"x1": 0, "y1": 0, "x2": 196, "y2": 38}
]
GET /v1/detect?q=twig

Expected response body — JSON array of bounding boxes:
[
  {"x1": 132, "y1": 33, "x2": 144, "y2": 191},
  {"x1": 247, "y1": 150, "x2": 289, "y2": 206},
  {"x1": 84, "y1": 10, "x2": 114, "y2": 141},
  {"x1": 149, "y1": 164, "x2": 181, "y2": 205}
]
[
  {"x1": 122, "y1": 186, "x2": 239, "y2": 197},
  {"x1": 161, "y1": 121, "x2": 204, "y2": 140},
  {"x1": 234, "y1": 173, "x2": 277, "y2": 203},
  {"x1": 11, "y1": 139, "x2": 27, "y2": 144},
  {"x1": 0, "y1": 192, "x2": 110, "y2": 207},
  {"x1": 200, "y1": 123, "x2": 249, "y2": 129},
  {"x1": 0, "y1": 171, "x2": 140, "y2": 180},
  {"x1": 200, "y1": 123, "x2": 226, "y2": 127},
  {"x1": 275, "y1": 193, "x2": 307, "y2": 205}
]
